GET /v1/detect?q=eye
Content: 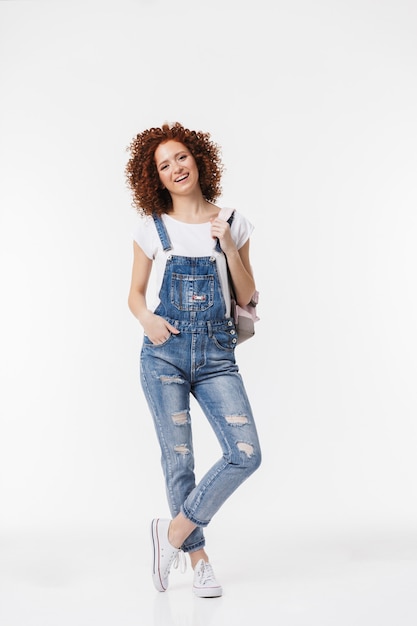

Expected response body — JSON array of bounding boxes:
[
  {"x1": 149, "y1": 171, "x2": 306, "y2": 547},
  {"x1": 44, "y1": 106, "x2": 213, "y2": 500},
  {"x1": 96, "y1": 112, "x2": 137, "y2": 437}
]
[
  {"x1": 160, "y1": 164, "x2": 169, "y2": 171},
  {"x1": 179, "y1": 154, "x2": 187, "y2": 161}
]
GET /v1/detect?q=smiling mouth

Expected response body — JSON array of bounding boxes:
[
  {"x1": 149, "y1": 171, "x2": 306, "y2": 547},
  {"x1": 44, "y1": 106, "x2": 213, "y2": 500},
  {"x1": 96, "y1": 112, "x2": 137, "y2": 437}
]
[{"x1": 175, "y1": 174, "x2": 188, "y2": 183}]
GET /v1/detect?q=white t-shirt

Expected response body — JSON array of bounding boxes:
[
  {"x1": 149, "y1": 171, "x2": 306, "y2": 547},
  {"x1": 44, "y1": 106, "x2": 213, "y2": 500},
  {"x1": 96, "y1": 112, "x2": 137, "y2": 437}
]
[{"x1": 132, "y1": 209, "x2": 254, "y2": 316}]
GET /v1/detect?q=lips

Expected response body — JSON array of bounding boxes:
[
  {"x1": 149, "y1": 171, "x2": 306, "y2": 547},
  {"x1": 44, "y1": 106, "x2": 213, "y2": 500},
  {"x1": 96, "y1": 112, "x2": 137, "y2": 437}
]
[{"x1": 174, "y1": 174, "x2": 189, "y2": 183}]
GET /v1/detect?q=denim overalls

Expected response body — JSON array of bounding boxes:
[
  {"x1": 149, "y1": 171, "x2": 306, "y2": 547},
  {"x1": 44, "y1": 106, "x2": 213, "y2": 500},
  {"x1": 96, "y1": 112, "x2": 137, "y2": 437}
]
[{"x1": 140, "y1": 214, "x2": 261, "y2": 553}]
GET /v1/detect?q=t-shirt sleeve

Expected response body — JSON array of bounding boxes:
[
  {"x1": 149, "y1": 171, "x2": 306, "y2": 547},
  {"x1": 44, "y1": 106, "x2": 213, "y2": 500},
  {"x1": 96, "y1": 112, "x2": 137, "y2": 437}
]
[
  {"x1": 231, "y1": 210, "x2": 255, "y2": 249},
  {"x1": 132, "y1": 216, "x2": 159, "y2": 259}
]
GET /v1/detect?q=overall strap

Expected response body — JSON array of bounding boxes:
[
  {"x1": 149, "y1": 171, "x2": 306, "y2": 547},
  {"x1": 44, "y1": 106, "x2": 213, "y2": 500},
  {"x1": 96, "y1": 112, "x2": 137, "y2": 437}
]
[{"x1": 152, "y1": 213, "x2": 172, "y2": 251}]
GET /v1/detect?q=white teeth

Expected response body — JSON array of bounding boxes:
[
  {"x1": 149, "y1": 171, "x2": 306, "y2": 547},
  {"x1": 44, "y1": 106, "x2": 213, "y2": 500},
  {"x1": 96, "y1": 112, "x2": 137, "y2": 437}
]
[{"x1": 175, "y1": 174, "x2": 187, "y2": 182}]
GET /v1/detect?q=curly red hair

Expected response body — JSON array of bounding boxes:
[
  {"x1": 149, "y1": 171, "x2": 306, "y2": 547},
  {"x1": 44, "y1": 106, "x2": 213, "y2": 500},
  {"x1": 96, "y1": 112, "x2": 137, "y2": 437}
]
[{"x1": 125, "y1": 122, "x2": 224, "y2": 216}]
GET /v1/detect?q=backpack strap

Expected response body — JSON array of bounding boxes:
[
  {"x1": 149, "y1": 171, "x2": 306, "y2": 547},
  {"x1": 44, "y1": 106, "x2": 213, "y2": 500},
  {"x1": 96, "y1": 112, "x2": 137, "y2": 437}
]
[{"x1": 215, "y1": 208, "x2": 235, "y2": 253}]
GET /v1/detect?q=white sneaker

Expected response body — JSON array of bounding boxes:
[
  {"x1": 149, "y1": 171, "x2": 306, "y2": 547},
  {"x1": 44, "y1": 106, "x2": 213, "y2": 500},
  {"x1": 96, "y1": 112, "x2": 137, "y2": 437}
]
[
  {"x1": 193, "y1": 559, "x2": 223, "y2": 598},
  {"x1": 151, "y1": 518, "x2": 185, "y2": 592}
]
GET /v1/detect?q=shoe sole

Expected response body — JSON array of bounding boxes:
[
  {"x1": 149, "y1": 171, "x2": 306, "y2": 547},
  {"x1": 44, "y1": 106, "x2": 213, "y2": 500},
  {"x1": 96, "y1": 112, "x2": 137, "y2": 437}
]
[
  {"x1": 151, "y1": 518, "x2": 167, "y2": 592},
  {"x1": 193, "y1": 586, "x2": 223, "y2": 598}
]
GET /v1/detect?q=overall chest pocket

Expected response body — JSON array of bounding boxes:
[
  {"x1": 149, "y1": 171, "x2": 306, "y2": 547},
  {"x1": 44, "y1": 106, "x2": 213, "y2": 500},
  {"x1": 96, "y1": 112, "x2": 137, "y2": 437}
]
[{"x1": 171, "y1": 273, "x2": 214, "y2": 311}]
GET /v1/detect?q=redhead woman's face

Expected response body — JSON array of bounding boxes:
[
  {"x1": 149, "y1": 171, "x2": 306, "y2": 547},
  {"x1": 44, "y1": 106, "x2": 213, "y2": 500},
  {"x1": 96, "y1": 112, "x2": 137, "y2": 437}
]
[{"x1": 154, "y1": 140, "x2": 199, "y2": 196}]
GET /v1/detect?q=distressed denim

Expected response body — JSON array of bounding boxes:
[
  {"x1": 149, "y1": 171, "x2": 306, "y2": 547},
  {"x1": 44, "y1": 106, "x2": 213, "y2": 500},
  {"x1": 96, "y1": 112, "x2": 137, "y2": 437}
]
[{"x1": 139, "y1": 215, "x2": 261, "y2": 553}]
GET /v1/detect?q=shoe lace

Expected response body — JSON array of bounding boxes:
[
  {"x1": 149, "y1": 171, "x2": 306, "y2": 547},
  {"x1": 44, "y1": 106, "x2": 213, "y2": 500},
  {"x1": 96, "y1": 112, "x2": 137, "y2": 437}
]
[
  {"x1": 198, "y1": 561, "x2": 216, "y2": 585},
  {"x1": 171, "y1": 550, "x2": 187, "y2": 575}
]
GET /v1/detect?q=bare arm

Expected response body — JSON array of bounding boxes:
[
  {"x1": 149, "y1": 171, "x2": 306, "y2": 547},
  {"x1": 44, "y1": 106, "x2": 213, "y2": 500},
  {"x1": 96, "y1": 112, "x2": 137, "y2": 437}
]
[
  {"x1": 210, "y1": 217, "x2": 256, "y2": 307},
  {"x1": 128, "y1": 241, "x2": 179, "y2": 344}
]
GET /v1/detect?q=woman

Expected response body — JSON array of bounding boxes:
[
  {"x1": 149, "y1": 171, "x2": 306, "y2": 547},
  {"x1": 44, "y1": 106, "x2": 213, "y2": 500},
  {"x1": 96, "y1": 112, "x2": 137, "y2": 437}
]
[{"x1": 126, "y1": 122, "x2": 261, "y2": 598}]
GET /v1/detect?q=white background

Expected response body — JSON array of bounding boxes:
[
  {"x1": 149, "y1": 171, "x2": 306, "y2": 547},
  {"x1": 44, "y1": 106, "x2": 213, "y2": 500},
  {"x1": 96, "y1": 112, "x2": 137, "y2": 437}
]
[{"x1": 1, "y1": 0, "x2": 417, "y2": 600}]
